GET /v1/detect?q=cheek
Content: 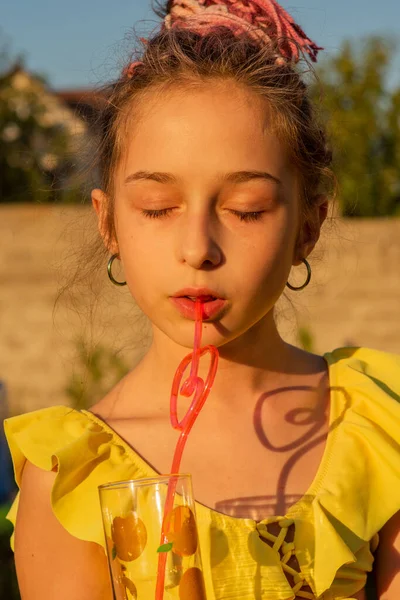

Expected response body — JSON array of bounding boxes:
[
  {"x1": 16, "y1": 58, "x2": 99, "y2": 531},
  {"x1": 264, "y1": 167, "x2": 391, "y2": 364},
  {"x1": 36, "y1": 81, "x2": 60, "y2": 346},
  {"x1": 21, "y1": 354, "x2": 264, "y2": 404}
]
[
  {"x1": 113, "y1": 222, "x2": 156, "y2": 295},
  {"x1": 117, "y1": 230, "x2": 180, "y2": 314},
  {"x1": 115, "y1": 203, "x2": 164, "y2": 262},
  {"x1": 121, "y1": 239, "x2": 164, "y2": 287},
  {"x1": 232, "y1": 209, "x2": 297, "y2": 278},
  {"x1": 229, "y1": 227, "x2": 296, "y2": 322}
]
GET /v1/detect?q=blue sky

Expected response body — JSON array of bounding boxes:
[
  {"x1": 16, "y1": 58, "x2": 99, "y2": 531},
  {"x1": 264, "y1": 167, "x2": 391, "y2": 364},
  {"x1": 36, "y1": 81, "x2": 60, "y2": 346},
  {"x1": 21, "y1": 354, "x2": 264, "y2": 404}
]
[{"x1": 3, "y1": 0, "x2": 400, "y2": 89}]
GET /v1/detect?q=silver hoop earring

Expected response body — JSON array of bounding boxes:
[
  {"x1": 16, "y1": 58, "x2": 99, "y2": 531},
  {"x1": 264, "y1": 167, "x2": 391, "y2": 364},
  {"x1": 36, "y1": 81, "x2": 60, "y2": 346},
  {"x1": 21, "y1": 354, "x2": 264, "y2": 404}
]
[
  {"x1": 107, "y1": 254, "x2": 127, "y2": 287},
  {"x1": 286, "y1": 258, "x2": 311, "y2": 291}
]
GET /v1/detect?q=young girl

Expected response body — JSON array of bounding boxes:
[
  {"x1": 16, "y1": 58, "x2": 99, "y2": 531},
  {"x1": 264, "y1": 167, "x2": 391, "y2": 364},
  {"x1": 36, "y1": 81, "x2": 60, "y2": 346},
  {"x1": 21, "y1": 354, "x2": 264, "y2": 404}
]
[{"x1": 4, "y1": 1, "x2": 400, "y2": 599}]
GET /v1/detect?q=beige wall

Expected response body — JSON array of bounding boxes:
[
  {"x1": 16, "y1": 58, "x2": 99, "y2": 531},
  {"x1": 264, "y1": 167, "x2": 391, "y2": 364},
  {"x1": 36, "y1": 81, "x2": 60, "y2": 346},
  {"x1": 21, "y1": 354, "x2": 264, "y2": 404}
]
[{"x1": 1, "y1": 204, "x2": 399, "y2": 416}]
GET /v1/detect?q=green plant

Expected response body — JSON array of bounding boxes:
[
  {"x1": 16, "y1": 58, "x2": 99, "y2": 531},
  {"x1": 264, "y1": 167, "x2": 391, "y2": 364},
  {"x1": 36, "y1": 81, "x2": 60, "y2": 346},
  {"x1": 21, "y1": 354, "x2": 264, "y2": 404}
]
[
  {"x1": 298, "y1": 326, "x2": 314, "y2": 353},
  {"x1": 65, "y1": 338, "x2": 130, "y2": 410},
  {"x1": 0, "y1": 504, "x2": 20, "y2": 599}
]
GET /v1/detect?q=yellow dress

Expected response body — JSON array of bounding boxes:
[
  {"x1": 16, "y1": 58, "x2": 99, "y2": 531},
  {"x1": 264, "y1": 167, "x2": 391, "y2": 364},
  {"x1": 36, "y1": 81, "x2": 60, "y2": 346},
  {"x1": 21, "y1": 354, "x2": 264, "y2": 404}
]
[{"x1": 4, "y1": 347, "x2": 400, "y2": 600}]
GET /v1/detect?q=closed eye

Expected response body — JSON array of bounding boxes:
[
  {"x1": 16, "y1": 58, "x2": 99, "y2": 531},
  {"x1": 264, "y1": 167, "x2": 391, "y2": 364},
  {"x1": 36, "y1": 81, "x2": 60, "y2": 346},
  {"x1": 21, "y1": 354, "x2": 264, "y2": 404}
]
[
  {"x1": 141, "y1": 208, "x2": 174, "y2": 219},
  {"x1": 141, "y1": 208, "x2": 265, "y2": 222},
  {"x1": 228, "y1": 210, "x2": 265, "y2": 222}
]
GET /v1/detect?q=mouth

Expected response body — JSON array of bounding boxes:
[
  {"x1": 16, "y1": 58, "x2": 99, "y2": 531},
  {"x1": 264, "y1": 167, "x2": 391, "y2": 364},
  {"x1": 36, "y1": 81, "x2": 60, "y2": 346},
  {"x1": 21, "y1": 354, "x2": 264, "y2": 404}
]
[
  {"x1": 170, "y1": 295, "x2": 227, "y2": 320},
  {"x1": 181, "y1": 295, "x2": 217, "y2": 302},
  {"x1": 172, "y1": 288, "x2": 224, "y2": 300}
]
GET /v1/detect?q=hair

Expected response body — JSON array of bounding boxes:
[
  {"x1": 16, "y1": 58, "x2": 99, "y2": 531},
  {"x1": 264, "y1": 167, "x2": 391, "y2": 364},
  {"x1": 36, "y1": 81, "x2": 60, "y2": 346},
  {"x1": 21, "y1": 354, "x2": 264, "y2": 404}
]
[{"x1": 93, "y1": 1, "x2": 334, "y2": 250}]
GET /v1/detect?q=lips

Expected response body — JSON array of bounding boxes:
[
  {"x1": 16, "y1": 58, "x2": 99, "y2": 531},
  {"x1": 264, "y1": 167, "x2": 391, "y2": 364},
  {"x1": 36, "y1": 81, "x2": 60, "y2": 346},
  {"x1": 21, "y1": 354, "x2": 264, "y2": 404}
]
[
  {"x1": 172, "y1": 288, "x2": 224, "y2": 300},
  {"x1": 170, "y1": 296, "x2": 226, "y2": 320},
  {"x1": 170, "y1": 288, "x2": 227, "y2": 320},
  {"x1": 185, "y1": 295, "x2": 214, "y2": 301}
]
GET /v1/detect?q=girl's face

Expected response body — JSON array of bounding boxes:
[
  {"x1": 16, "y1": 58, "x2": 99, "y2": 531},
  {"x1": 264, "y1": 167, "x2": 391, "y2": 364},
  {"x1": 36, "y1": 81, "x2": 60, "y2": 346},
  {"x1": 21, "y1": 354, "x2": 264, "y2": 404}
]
[{"x1": 95, "y1": 82, "x2": 303, "y2": 349}]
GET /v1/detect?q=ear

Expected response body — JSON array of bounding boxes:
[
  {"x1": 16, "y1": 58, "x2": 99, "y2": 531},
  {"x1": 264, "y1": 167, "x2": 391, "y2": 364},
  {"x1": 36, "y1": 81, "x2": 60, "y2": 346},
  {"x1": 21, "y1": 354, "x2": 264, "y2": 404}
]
[
  {"x1": 294, "y1": 194, "x2": 328, "y2": 265},
  {"x1": 91, "y1": 188, "x2": 119, "y2": 255}
]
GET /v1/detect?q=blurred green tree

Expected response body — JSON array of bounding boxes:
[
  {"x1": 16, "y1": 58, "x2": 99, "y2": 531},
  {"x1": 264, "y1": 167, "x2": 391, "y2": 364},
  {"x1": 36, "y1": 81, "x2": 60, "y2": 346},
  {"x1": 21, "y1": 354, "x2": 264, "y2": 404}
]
[
  {"x1": 312, "y1": 36, "x2": 400, "y2": 217},
  {"x1": 0, "y1": 57, "x2": 83, "y2": 203}
]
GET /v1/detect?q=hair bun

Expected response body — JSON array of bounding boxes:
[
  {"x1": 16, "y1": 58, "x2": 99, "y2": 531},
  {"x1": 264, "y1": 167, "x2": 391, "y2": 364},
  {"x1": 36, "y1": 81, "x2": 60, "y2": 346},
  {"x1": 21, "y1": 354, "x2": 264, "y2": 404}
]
[{"x1": 163, "y1": 0, "x2": 322, "y2": 63}]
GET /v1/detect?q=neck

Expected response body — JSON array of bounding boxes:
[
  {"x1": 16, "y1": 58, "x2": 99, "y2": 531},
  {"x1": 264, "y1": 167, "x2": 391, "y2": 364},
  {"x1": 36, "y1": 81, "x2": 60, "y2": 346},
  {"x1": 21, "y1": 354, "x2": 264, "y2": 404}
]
[{"x1": 134, "y1": 313, "x2": 306, "y2": 407}]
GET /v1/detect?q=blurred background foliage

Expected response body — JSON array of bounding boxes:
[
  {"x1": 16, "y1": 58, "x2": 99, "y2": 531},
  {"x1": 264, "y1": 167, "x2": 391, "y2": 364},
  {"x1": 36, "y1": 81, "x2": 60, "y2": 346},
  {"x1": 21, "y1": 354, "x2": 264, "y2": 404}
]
[
  {"x1": 0, "y1": 380, "x2": 19, "y2": 599},
  {"x1": 311, "y1": 36, "x2": 400, "y2": 217},
  {"x1": 65, "y1": 338, "x2": 130, "y2": 410},
  {"x1": 0, "y1": 68, "x2": 69, "y2": 204},
  {"x1": 0, "y1": 506, "x2": 19, "y2": 600},
  {"x1": 0, "y1": 42, "x2": 88, "y2": 204},
  {"x1": 1, "y1": 35, "x2": 400, "y2": 216}
]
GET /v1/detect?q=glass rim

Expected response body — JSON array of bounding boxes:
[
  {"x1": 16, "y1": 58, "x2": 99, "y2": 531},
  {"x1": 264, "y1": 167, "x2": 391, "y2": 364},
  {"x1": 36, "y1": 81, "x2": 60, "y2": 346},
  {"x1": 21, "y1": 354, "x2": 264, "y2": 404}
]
[{"x1": 98, "y1": 473, "x2": 192, "y2": 491}]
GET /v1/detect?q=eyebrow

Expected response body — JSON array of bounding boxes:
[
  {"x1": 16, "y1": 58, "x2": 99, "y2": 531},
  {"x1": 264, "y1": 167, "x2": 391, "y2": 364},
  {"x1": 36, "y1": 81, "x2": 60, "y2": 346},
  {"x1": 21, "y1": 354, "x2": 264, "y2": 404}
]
[{"x1": 124, "y1": 170, "x2": 282, "y2": 186}]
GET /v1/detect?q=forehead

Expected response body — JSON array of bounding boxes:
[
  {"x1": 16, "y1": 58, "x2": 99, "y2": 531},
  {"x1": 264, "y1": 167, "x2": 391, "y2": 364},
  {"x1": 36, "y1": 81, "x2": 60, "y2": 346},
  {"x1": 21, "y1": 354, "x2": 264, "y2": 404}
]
[{"x1": 118, "y1": 81, "x2": 291, "y2": 182}]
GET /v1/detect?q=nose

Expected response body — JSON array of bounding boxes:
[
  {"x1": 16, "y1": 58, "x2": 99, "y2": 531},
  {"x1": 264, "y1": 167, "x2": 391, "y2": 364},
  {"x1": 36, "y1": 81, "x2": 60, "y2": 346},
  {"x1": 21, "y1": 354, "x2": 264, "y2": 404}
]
[{"x1": 177, "y1": 209, "x2": 223, "y2": 270}]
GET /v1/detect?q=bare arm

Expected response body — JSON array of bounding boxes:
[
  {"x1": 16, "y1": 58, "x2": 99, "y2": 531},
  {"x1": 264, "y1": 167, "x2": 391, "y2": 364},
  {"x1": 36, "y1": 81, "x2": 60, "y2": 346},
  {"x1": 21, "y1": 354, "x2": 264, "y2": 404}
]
[
  {"x1": 375, "y1": 510, "x2": 400, "y2": 600},
  {"x1": 14, "y1": 460, "x2": 113, "y2": 600}
]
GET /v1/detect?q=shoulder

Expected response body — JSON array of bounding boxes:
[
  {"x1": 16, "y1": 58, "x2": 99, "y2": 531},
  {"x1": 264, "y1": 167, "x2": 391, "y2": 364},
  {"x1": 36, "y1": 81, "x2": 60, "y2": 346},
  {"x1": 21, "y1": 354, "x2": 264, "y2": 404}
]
[
  {"x1": 4, "y1": 405, "x2": 94, "y2": 477},
  {"x1": 15, "y1": 458, "x2": 112, "y2": 600},
  {"x1": 19, "y1": 457, "x2": 58, "y2": 493},
  {"x1": 3, "y1": 403, "x2": 132, "y2": 484},
  {"x1": 324, "y1": 346, "x2": 400, "y2": 403},
  {"x1": 375, "y1": 509, "x2": 400, "y2": 598},
  {"x1": 4, "y1": 404, "x2": 86, "y2": 432},
  {"x1": 323, "y1": 346, "x2": 400, "y2": 448},
  {"x1": 325, "y1": 345, "x2": 400, "y2": 369},
  {"x1": 5, "y1": 403, "x2": 139, "y2": 551},
  {"x1": 315, "y1": 347, "x2": 400, "y2": 541}
]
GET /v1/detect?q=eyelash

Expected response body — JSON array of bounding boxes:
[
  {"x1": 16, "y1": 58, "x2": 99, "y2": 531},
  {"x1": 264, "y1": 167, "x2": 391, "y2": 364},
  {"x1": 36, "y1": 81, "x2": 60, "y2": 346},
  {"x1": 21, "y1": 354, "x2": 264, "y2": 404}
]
[{"x1": 141, "y1": 209, "x2": 265, "y2": 222}]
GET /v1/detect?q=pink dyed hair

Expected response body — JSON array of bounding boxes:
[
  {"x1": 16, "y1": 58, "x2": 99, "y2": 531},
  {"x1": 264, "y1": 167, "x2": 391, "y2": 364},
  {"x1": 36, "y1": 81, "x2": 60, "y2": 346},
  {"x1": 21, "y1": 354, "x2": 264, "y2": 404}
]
[{"x1": 162, "y1": 0, "x2": 322, "y2": 64}]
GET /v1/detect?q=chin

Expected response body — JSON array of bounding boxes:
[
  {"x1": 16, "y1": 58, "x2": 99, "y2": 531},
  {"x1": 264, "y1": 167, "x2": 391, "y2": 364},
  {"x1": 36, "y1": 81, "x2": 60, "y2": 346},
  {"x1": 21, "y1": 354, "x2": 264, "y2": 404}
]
[{"x1": 169, "y1": 319, "x2": 234, "y2": 351}]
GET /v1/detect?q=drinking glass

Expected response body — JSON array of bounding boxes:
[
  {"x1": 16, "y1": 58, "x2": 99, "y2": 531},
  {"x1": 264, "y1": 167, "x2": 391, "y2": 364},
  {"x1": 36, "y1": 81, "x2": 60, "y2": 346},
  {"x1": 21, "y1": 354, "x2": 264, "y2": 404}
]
[{"x1": 99, "y1": 474, "x2": 207, "y2": 600}]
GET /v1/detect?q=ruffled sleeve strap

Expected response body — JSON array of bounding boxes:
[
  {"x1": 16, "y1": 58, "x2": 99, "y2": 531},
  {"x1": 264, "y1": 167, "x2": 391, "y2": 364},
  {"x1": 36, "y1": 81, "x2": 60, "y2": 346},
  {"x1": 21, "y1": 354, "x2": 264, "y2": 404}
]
[
  {"x1": 4, "y1": 406, "x2": 143, "y2": 551},
  {"x1": 308, "y1": 347, "x2": 400, "y2": 597},
  {"x1": 325, "y1": 347, "x2": 400, "y2": 534}
]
